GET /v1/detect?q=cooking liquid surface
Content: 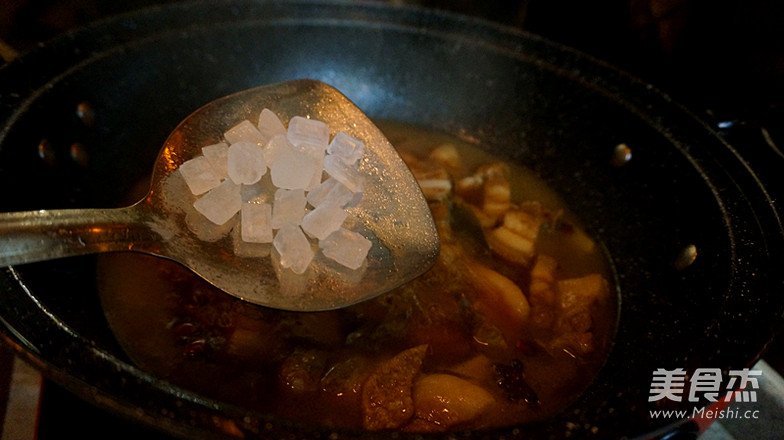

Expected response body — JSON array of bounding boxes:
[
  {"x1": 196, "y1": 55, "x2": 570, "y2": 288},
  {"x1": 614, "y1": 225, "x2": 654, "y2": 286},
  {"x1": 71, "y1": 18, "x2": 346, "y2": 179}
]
[{"x1": 98, "y1": 122, "x2": 617, "y2": 432}]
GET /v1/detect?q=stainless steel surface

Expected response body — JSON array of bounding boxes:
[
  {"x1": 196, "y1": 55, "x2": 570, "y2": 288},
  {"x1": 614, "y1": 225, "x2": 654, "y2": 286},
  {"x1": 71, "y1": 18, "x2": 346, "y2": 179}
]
[{"x1": 0, "y1": 206, "x2": 156, "y2": 266}]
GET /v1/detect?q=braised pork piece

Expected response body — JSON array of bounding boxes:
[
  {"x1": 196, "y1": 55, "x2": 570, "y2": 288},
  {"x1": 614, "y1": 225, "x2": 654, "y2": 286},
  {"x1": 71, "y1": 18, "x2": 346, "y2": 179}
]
[{"x1": 98, "y1": 122, "x2": 616, "y2": 432}]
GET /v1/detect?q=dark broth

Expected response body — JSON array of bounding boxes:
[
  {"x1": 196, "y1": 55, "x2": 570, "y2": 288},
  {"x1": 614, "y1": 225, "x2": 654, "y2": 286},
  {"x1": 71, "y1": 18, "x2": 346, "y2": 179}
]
[{"x1": 98, "y1": 122, "x2": 616, "y2": 432}]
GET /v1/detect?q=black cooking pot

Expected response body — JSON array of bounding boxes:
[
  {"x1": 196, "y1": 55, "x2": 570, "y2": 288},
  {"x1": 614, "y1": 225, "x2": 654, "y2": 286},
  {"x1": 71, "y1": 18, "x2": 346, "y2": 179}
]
[{"x1": 1, "y1": 1, "x2": 783, "y2": 439}]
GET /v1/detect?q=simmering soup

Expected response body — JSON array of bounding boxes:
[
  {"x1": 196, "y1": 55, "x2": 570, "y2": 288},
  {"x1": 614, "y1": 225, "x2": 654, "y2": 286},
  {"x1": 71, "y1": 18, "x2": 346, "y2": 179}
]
[{"x1": 98, "y1": 122, "x2": 616, "y2": 432}]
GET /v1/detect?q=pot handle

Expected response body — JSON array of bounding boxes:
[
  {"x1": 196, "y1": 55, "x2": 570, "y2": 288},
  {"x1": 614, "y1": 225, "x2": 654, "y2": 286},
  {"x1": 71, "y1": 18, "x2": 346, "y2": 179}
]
[{"x1": 714, "y1": 108, "x2": 784, "y2": 210}]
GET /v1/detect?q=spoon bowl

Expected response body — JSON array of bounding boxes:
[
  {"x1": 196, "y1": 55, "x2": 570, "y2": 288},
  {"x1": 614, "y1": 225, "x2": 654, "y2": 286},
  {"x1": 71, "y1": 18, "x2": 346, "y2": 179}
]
[{"x1": 0, "y1": 79, "x2": 439, "y2": 311}]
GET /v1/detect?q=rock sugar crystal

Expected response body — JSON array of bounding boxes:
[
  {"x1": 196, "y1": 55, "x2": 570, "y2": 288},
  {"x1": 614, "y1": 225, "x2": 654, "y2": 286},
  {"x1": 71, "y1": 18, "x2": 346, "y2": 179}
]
[{"x1": 175, "y1": 108, "x2": 375, "y2": 275}]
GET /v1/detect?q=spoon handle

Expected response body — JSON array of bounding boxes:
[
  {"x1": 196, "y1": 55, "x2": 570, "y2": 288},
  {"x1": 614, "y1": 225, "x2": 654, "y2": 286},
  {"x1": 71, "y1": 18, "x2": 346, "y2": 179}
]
[{"x1": 0, "y1": 205, "x2": 161, "y2": 266}]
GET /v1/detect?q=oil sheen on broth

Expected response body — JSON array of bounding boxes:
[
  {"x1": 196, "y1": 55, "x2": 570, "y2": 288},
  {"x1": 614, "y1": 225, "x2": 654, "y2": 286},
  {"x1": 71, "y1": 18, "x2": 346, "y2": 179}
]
[{"x1": 98, "y1": 121, "x2": 616, "y2": 432}]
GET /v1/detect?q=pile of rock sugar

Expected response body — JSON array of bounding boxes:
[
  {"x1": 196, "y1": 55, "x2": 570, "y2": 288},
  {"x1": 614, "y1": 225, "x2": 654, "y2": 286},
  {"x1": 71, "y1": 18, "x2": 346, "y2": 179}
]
[{"x1": 177, "y1": 109, "x2": 372, "y2": 274}]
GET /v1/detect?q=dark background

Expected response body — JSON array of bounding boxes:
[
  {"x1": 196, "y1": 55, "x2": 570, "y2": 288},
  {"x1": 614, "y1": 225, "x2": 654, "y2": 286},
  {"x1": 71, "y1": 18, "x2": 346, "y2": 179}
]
[
  {"x1": 2, "y1": 0, "x2": 783, "y2": 123},
  {"x1": 1, "y1": 0, "x2": 783, "y2": 438}
]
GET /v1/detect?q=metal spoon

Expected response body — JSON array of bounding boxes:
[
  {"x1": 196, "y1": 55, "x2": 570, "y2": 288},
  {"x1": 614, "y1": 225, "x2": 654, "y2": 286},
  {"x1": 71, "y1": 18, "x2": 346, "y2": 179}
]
[{"x1": 0, "y1": 79, "x2": 439, "y2": 311}]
